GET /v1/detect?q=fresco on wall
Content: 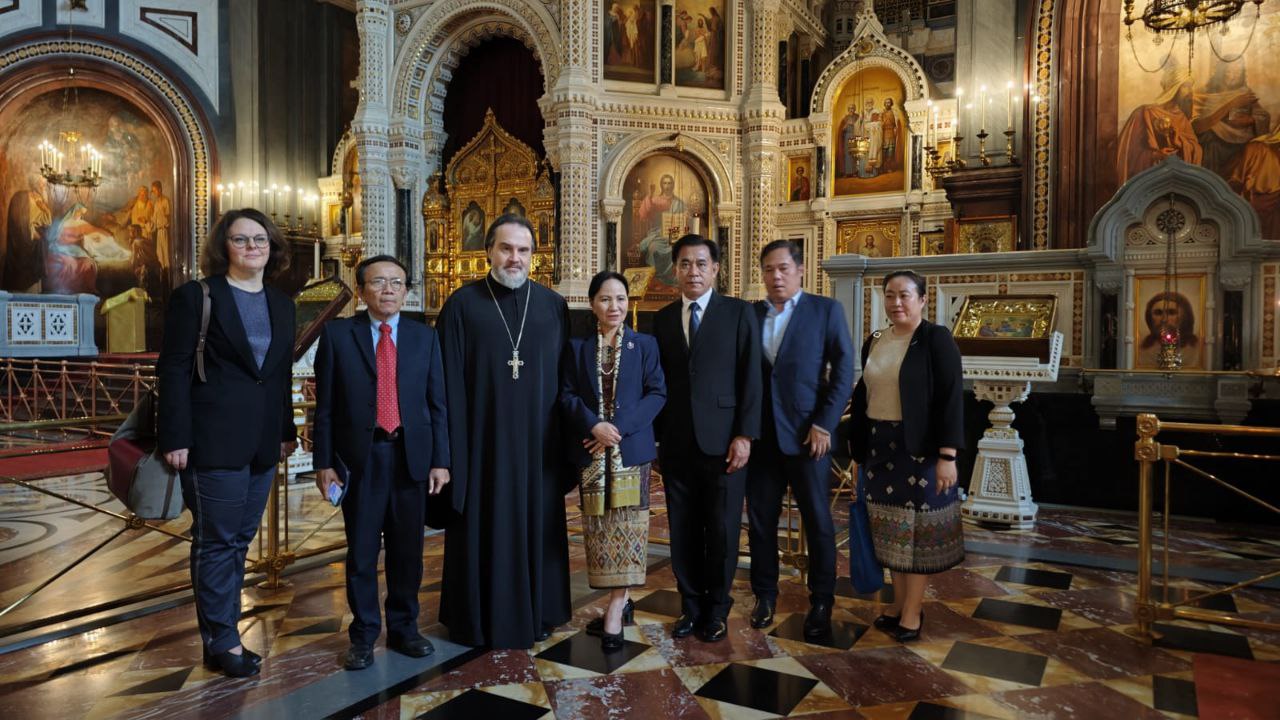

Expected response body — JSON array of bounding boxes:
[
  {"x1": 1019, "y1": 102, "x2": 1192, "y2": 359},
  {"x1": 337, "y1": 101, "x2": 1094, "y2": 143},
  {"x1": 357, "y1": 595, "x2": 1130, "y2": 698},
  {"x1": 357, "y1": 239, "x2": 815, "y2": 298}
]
[
  {"x1": 0, "y1": 87, "x2": 173, "y2": 300},
  {"x1": 673, "y1": 0, "x2": 726, "y2": 90},
  {"x1": 831, "y1": 67, "x2": 907, "y2": 196},
  {"x1": 621, "y1": 153, "x2": 709, "y2": 304},
  {"x1": 1117, "y1": 8, "x2": 1280, "y2": 236},
  {"x1": 603, "y1": 0, "x2": 657, "y2": 83}
]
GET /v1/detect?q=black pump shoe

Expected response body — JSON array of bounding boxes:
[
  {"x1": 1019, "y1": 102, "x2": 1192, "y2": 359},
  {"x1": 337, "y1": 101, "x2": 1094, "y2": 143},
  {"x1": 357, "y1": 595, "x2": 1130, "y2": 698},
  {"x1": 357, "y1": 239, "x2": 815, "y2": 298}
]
[
  {"x1": 207, "y1": 649, "x2": 260, "y2": 677},
  {"x1": 203, "y1": 647, "x2": 261, "y2": 671},
  {"x1": 889, "y1": 612, "x2": 924, "y2": 643},
  {"x1": 600, "y1": 629, "x2": 626, "y2": 652},
  {"x1": 586, "y1": 599, "x2": 635, "y2": 636},
  {"x1": 872, "y1": 614, "x2": 900, "y2": 631}
]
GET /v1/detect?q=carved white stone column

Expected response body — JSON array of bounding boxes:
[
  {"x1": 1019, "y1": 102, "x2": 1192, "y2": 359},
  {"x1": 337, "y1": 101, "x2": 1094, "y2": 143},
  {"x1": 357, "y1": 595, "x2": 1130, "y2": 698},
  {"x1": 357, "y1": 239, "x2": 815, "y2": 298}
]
[
  {"x1": 553, "y1": 0, "x2": 598, "y2": 303},
  {"x1": 354, "y1": 0, "x2": 394, "y2": 256},
  {"x1": 741, "y1": 0, "x2": 786, "y2": 301}
]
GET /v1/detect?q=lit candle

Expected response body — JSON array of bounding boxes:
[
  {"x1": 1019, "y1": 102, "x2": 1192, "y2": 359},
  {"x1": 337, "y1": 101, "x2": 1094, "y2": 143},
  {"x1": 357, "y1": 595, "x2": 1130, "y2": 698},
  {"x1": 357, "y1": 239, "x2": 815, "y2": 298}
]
[
  {"x1": 237, "y1": 181, "x2": 245, "y2": 209},
  {"x1": 313, "y1": 238, "x2": 321, "y2": 278},
  {"x1": 296, "y1": 188, "x2": 304, "y2": 219},
  {"x1": 954, "y1": 88, "x2": 963, "y2": 138},
  {"x1": 926, "y1": 99, "x2": 935, "y2": 148},
  {"x1": 270, "y1": 184, "x2": 278, "y2": 215},
  {"x1": 979, "y1": 85, "x2": 988, "y2": 131},
  {"x1": 1006, "y1": 81, "x2": 1014, "y2": 129},
  {"x1": 283, "y1": 185, "x2": 292, "y2": 217},
  {"x1": 216, "y1": 183, "x2": 225, "y2": 216}
]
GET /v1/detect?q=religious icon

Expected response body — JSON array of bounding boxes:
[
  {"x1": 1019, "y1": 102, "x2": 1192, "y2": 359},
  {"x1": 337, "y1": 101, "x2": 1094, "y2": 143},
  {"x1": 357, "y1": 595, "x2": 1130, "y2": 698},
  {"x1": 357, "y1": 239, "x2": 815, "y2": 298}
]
[
  {"x1": 787, "y1": 155, "x2": 812, "y2": 202},
  {"x1": 502, "y1": 197, "x2": 526, "y2": 217},
  {"x1": 831, "y1": 68, "x2": 907, "y2": 196},
  {"x1": 620, "y1": 153, "x2": 709, "y2": 303},
  {"x1": 1132, "y1": 275, "x2": 1205, "y2": 370},
  {"x1": 461, "y1": 201, "x2": 486, "y2": 252},
  {"x1": 603, "y1": 0, "x2": 657, "y2": 83},
  {"x1": 674, "y1": 0, "x2": 726, "y2": 90},
  {"x1": 836, "y1": 219, "x2": 899, "y2": 258}
]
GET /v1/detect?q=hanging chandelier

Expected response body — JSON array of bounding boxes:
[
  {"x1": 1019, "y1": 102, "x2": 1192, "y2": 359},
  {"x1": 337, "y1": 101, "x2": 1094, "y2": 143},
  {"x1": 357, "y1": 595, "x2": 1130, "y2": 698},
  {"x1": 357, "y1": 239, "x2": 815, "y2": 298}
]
[
  {"x1": 1157, "y1": 194, "x2": 1183, "y2": 371},
  {"x1": 39, "y1": 1, "x2": 104, "y2": 207},
  {"x1": 1123, "y1": 0, "x2": 1266, "y2": 72}
]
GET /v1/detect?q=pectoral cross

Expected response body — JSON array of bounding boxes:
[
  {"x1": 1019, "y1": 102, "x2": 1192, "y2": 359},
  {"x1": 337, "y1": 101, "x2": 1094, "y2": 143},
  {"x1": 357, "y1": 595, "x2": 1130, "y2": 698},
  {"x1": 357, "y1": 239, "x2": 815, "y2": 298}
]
[{"x1": 508, "y1": 350, "x2": 524, "y2": 380}]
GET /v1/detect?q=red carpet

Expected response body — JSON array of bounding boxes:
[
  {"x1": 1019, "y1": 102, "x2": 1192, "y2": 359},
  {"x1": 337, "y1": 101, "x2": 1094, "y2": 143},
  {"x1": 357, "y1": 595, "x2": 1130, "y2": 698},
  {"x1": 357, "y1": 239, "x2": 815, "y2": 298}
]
[
  {"x1": 0, "y1": 448, "x2": 108, "y2": 481},
  {"x1": 1194, "y1": 653, "x2": 1280, "y2": 720}
]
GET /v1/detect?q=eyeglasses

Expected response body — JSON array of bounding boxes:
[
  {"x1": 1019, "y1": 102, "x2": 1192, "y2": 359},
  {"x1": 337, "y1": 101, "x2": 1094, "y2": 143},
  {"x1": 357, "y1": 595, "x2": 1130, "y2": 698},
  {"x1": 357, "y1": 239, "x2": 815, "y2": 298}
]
[
  {"x1": 365, "y1": 277, "x2": 406, "y2": 291},
  {"x1": 229, "y1": 235, "x2": 270, "y2": 249}
]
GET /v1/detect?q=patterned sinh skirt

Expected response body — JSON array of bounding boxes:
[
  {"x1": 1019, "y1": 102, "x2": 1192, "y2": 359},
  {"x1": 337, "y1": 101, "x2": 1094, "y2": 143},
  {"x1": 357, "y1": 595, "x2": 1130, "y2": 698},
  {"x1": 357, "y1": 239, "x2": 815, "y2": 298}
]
[
  {"x1": 583, "y1": 463, "x2": 651, "y2": 589},
  {"x1": 862, "y1": 420, "x2": 965, "y2": 574}
]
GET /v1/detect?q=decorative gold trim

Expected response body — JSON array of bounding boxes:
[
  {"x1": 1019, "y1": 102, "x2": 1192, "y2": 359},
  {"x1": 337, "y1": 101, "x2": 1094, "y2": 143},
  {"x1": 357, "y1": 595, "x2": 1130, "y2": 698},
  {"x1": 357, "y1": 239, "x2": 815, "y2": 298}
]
[
  {"x1": 1031, "y1": 0, "x2": 1055, "y2": 250},
  {"x1": 952, "y1": 295, "x2": 1058, "y2": 340}
]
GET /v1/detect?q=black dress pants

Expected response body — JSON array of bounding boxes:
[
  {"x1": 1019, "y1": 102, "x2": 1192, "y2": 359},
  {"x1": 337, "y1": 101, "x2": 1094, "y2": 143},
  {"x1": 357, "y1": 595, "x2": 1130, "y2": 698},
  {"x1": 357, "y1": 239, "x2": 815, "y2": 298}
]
[
  {"x1": 746, "y1": 437, "x2": 837, "y2": 605},
  {"x1": 342, "y1": 436, "x2": 426, "y2": 645},
  {"x1": 662, "y1": 451, "x2": 747, "y2": 622}
]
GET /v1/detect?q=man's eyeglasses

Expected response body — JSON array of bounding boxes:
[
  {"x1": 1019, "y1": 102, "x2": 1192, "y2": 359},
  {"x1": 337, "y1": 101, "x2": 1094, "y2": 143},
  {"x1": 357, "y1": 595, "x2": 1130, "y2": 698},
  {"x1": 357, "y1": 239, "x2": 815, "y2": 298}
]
[
  {"x1": 365, "y1": 277, "x2": 406, "y2": 291},
  {"x1": 229, "y1": 235, "x2": 270, "y2": 249}
]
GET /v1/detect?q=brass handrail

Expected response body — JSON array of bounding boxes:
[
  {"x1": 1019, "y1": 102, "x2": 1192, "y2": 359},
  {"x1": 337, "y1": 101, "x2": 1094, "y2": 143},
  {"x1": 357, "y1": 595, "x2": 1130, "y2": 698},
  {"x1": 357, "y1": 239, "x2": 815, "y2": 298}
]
[{"x1": 1133, "y1": 412, "x2": 1280, "y2": 638}]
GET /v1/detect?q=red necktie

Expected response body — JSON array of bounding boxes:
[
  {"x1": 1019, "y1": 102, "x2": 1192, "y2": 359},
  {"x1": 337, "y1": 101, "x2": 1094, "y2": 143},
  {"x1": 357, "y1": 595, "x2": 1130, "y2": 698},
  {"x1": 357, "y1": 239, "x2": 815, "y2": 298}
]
[{"x1": 376, "y1": 323, "x2": 400, "y2": 432}]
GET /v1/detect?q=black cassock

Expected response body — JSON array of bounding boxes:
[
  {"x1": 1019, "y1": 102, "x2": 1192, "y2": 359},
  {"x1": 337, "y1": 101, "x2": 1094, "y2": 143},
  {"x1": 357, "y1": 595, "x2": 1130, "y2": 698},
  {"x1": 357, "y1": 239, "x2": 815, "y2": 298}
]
[{"x1": 435, "y1": 276, "x2": 572, "y2": 648}]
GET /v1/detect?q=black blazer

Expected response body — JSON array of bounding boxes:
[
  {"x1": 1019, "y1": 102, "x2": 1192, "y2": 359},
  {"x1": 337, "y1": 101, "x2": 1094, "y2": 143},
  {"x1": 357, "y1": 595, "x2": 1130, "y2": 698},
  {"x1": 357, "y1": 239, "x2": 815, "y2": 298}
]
[
  {"x1": 654, "y1": 292, "x2": 762, "y2": 459},
  {"x1": 560, "y1": 328, "x2": 667, "y2": 468},
  {"x1": 311, "y1": 312, "x2": 450, "y2": 482},
  {"x1": 157, "y1": 275, "x2": 297, "y2": 471},
  {"x1": 755, "y1": 293, "x2": 855, "y2": 456},
  {"x1": 848, "y1": 319, "x2": 965, "y2": 463}
]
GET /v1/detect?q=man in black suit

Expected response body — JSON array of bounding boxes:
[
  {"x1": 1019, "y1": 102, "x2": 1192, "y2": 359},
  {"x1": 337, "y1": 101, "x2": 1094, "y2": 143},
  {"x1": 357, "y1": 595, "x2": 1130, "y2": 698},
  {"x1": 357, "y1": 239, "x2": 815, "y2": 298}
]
[
  {"x1": 654, "y1": 234, "x2": 762, "y2": 642},
  {"x1": 313, "y1": 255, "x2": 450, "y2": 670},
  {"x1": 747, "y1": 240, "x2": 854, "y2": 637}
]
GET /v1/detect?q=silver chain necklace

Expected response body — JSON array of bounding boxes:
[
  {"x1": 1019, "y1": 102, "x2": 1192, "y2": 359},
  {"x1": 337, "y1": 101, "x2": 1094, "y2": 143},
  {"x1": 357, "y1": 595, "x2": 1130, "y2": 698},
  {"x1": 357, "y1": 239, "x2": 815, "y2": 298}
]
[{"x1": 486, "y1": 274, "x2": 531, "y2": 380}]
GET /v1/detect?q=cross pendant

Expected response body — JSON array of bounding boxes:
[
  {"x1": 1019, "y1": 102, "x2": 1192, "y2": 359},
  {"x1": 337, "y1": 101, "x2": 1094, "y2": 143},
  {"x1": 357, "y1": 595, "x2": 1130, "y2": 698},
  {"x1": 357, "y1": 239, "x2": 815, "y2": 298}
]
[{"x1": 508, "y1": 350, "x2": 524, "y2": 380}]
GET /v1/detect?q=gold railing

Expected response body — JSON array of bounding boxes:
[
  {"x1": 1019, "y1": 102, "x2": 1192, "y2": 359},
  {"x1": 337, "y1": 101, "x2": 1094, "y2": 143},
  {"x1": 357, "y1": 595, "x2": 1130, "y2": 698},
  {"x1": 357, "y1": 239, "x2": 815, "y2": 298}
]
[
  {"x1": 1133, "y1": 412, "x2": 1280, "y2": 637},
  {"x1": 0, "y1": 358, "x2": 155, "y2": 423}
]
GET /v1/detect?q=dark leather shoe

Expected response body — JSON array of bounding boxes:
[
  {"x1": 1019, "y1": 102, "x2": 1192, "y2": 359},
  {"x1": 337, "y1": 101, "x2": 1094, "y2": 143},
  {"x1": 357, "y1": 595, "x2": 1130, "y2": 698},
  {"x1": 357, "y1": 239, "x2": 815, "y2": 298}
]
[
  {"x1": 207, "y1": 649, "x2": 260, "y2": 677},
  {"x1": 804, "y1": 602, "x2": 833, "y2": 638},
  {"x1": 672, "y1": 614, "x2": 697, "y2": 638},
  {"x1": 535, "y1": 624, "x2": 556, "y2": 642},
  {"x1": 600, "y1": 629, "x2": 625, "y2": 652},
  {"x1": 873, "y1": 613, "x2": 900, "y2": 631},
  {"x1": 889, "y1": 612, "x2": 924, "y2": 643},
  {"x1": 586, "y1": 598, "x2": 635, "y2": 637},
  {"x1": 388, "y1": 633, "x2": 435, "y2": 658},
  {"x1": 749, "y1": 597, "x2": 775, "y2": 629},
  {"x1": 203, "y1": 647, "x2": 261, "y2": 670},
  {"x1": 698, "y1": 618, "x2": 728, "y2": 642},
  {"x1": 344, "y1": 644, "x2": 375, "y2": 670}
]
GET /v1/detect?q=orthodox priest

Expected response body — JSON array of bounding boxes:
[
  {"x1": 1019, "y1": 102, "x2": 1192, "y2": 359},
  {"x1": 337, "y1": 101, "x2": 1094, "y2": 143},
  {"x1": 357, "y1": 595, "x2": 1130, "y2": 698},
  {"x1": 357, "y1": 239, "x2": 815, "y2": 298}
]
[{"x1": 436, "y1": 213, "x2": 573, "y2": 649}]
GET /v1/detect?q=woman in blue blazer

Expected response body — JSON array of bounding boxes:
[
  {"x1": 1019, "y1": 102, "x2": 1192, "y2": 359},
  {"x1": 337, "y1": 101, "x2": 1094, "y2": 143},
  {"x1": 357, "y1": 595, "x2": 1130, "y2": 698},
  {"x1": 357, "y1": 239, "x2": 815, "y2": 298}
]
[{"x1": 560, "y1": 271, "x2": 666, "y2": 651}]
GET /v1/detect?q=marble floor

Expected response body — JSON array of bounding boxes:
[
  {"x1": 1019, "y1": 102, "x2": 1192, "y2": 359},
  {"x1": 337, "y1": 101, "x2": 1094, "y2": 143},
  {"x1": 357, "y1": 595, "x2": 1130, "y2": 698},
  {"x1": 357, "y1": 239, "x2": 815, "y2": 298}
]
[{"x1": 1, "y1": 474, "x2": 1279, "y2": 719}]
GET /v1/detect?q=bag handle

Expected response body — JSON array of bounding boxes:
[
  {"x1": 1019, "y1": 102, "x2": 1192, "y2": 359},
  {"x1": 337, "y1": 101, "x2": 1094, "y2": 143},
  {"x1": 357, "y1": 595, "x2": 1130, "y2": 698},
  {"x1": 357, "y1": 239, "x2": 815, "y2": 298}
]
[{"x1": 194, "y1": 280, "x2": 211, "y2": 383}]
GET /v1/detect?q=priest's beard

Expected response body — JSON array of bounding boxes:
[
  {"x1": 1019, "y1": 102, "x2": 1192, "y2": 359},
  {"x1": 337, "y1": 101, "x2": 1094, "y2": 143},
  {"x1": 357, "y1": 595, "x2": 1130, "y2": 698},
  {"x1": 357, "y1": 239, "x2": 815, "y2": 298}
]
[{"x1": 490, "y1": 265, "x2": 529, "y2": 289}]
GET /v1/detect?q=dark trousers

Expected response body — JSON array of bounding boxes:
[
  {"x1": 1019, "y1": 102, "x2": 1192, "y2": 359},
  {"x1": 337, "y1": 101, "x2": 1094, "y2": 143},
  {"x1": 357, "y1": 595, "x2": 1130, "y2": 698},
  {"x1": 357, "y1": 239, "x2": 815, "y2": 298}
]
[
  {"x1": 747, "y1": 438, "x2": 837, "y2": 605},
  {"x1": 342, "y1": 436, "x2": 426, "y2": 646},
  {"x1": 182, "y1": 464, "x2": 274, "y2": 654},
  {"x1": 662, "y1": 451, "x2": 747, "y2": 621}
]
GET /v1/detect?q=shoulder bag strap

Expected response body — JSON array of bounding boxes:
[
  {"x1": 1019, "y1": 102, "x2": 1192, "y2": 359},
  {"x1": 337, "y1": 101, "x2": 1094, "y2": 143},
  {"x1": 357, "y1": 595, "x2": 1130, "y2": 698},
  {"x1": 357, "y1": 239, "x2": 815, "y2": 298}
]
[{"x1": 195, "y1": 280, "x2": 211, "y2": 383}]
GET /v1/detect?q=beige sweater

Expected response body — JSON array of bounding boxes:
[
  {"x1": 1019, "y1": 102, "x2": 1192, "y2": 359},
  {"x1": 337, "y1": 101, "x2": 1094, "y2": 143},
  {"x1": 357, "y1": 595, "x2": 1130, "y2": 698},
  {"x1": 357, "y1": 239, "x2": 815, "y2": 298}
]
[{"x1": 863, "y1": 328, "x2": 912, "y2": 421}]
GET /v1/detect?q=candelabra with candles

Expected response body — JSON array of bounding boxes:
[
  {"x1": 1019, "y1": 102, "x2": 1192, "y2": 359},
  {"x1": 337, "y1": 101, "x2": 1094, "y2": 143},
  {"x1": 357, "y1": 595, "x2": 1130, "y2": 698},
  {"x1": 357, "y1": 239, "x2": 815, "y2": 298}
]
[{"x1": 39, "y1": 132, "x2": 104, "y2": 206}]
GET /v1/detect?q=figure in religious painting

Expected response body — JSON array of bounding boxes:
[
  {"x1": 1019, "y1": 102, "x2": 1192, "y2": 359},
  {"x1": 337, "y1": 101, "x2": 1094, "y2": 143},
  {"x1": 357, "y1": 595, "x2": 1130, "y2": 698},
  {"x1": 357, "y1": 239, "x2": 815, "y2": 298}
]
[
  {"x1": 859, "y1": 99, "x2": 884, "y2": 178},
  {"x1": 461, "y1": 202, "x2": 485, "y2": 252},
  {"x1": 1136, "y1": 290, "x2": 1202, "y2": 368},
  {"x1": 44, "y1": 203, "x2": 105, "y2": 295},
  {"x1": 836, "y1": 103, "x2": 861, "y2": 178},
  {"x1": 503, "y1": 197, "x2": 526, "y2": 218},
  {"x1": 634, "y1": 174, "x2": 686, "y2": 286},
  {"x1": 3, "y1": 174, "x2": 52, "y2": 292},
  {"x1": 150, "y1": 180, "x2": 172, "y2": 273},
  {"x1": 1227, "y1": 127, "x2": 1280, "y2": 238},
  {"x1": 862, "y1": 234, "x2": 879, "y2": 256},
  {"x1": 791, "y1": 166, "x2": 810, "y2": 202},
  {"x1": 1192, "y1": 60, "x2": 1271, "y2": 179},
  {"x1": 881, "y1": 98, "x2": 901, "y2": 174},
  {"x1": 692, "y1": 18, "x2": 710, "y2": 72},
  {"x1": 1116, "y1": 76, "x2": 1202, "y2": 185}
]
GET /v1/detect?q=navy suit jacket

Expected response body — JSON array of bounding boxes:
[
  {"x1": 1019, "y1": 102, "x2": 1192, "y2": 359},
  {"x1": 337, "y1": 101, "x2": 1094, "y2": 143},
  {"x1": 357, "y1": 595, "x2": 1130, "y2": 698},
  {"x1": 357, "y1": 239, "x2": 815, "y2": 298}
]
[
  {"x1": 755, "y1": 292, "x2": 855, "y2": 456},
  {"x1": 560, "y1": 328, "x2": 666, "y2": 468},
  {"x1": 312, "y1": 312, "x2": 449, "y2": 483}
]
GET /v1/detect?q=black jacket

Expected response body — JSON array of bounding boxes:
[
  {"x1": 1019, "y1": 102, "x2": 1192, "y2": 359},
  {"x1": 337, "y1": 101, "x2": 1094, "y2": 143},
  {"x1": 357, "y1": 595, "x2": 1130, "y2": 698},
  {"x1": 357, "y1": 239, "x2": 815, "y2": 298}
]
[
  {"x1": 653, "y1": 291, "x2": 762, "y2": 459},
  {"x1": 157, "y1": 275, "x2": 297, "y2": 471},
  {"x1": 848, "y1": 319, "x2": 965, "y2": 463}
]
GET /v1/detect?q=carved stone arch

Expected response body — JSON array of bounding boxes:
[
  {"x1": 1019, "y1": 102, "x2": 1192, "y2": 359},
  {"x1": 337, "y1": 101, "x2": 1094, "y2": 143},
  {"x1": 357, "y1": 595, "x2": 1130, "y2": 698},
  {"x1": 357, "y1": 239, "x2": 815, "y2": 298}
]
[
  {"x1": 331, "y1": 129, "x2": 354, "y2": 177},
  {"x1": 810, "y1": 8, "x2": 929, "y2": 116},
  {"x1": 391, "y1": 0, "x2": 561, "y2": 126},
  {"x1": 602, "y1": 133, "x2": 738, "y2": 209}
]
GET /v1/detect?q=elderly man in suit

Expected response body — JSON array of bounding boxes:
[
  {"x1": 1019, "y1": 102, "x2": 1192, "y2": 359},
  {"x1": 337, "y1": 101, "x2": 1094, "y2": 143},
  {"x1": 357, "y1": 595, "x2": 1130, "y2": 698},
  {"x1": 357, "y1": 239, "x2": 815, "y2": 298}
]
[
  {"x1": 313, "y1": 255, "x2": 450, "y2": 671},
  {"x1": 653, "y1": 234, "x2": 762, "y2": 643},
  {"x1": 747, "y1": 240, "x2": 854, "y2": 638}
]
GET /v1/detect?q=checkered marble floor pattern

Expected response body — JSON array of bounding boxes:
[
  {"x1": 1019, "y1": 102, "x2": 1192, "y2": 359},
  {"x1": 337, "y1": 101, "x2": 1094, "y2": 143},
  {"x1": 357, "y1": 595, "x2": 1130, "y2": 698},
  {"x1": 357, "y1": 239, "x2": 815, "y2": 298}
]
[{"x1": 1, "y1": 493, "x2": 1279, "y2": 718}]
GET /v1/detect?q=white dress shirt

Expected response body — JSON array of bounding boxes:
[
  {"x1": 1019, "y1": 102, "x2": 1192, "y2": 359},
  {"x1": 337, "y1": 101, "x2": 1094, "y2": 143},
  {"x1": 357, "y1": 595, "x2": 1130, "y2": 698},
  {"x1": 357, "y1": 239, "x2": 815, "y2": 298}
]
[
  {"x1": 681, "y1": 288, "x2": 714, "y2": 345},
  {"x1": 762, "y1": 289, "x2": 802, "y2": 364}
]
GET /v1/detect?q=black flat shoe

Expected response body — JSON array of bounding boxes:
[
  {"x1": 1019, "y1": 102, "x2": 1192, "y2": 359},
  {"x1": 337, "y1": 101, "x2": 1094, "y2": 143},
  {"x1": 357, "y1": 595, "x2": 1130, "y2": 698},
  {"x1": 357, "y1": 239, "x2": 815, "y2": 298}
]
[
  {"x1": 600, "y1": 629, "x2": 625, "y2": 652},
  {"x1": 803, "y1": 602, "x2": 833, "y2": 638},
  {"x1": 699, "y1": 618, "x2": 728, "y2": 642},
  {"x1": 889, "y1": 612, "x2": 924, "y2": 643},
  {"x1": 586, "y1": 598, "x2": 635, "y2": 637},
  {"x1": 749, "y1": 597, "x2": 775, "y2": 629},
  {"x1": 203, "y1": 647, "x2": 261, "y2": 670},
  {"x1": 535, "y1": 624, "x2": 556, "y2": 642},
  {"x1": 344, "y1": 644, "x2": 375, "y2": 671},
  {"x1": 388, "y1": 633, "x2": 435, "y2": 658},
  {"x1": 873, "y1": 614, "x2": 900, "y2": 631},
  {"x1": 672, "y1": 614, "x2": 697, "y2": 638},
  {"x1": 208, "y1": 649, "x2": 260, "y2": 677}
]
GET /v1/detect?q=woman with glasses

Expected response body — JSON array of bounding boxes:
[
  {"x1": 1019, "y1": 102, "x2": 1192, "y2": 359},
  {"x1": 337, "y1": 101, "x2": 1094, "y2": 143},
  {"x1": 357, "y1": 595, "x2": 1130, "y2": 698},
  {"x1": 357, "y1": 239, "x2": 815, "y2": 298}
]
[
  {"x1": 847, "y1": 270, "x2": 965, "y2": 643},
  {"x1": 157, "y1": 208, "x2": 296, "y2": 677}
]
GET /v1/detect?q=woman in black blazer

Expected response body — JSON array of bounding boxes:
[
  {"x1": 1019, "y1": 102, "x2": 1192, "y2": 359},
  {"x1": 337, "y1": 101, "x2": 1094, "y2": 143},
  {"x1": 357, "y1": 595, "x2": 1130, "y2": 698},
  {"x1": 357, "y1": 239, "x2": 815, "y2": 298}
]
[
  {"x1": 157, "y1": 208, "x2": 296, "y2": 677},
  {"x1": 560, "y1": 271, "x2": 666, "y2": 651},
  {"x1": 848, "y1": 270, "x2": 964, "y2": 643}
]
